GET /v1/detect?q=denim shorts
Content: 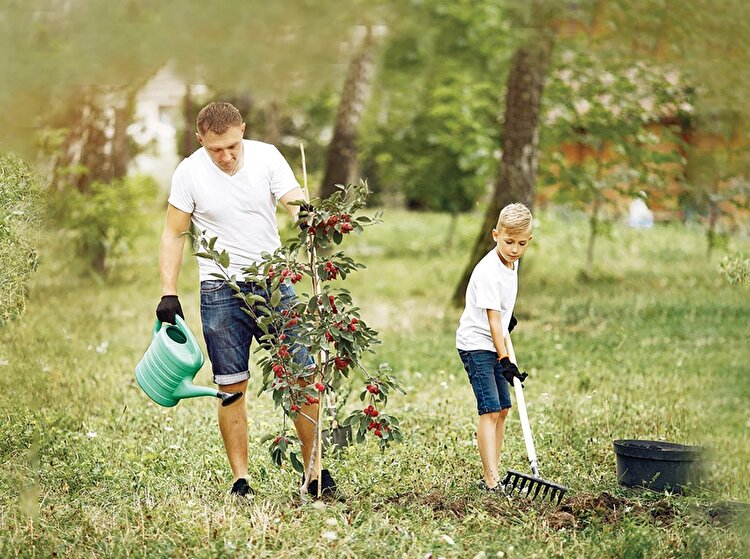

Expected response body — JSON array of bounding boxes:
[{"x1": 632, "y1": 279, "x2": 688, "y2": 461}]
[
  {"x1": 200, "y1": 280, "x2": 314, "y2": 386},
  {"x1": 457, "y1": 349, "x2": 512, "y2": 415}
]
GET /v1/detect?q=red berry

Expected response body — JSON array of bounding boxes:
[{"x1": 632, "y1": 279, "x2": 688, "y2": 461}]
[
  {"x1": 341, "y1": 223, "x2": 353, "y2": 233},
  {"x1": 291, "y1": 404, "x2": 300, "y2": 412},
  {"x1": 278, "y1": 345, "x2": 289, "y2": 358},
  {"x1": 279, "y1": 334, "x2": 286, "y2": 341},
  {"x1": 325, "y1": 332, "x2": 334, "y2": 342},
  {"x1": 286, "y1": 318, "x2": 299, "y2": 328},
  {"x1": 274, "y1": 436, "x2": 282, "y2": 445},
  {"x1": 282, "y1": 269, "x2": 290, "y2": 278},
  {"x1": 349, "y1": 323, "x2": 357, "y2": 332},
  {"x1": 315, "y1": 382, "x2": 325, "y2": 392},
  {"x1": 374, "y1": 429, "x2": 382, "y2": 438},
  {"x1": 334, "y1": 357, "x2": 349, "y2": 370}
]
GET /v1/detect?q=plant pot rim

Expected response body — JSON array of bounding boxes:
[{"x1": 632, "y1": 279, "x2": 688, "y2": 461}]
[{"x1": 613, "y1": 439, "x2": 703, "y2": 462}]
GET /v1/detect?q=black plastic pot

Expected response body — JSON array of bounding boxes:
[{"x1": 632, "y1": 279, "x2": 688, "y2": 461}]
[{"x1": 613, "y1": 439, "x2": 704, "y2": 493}]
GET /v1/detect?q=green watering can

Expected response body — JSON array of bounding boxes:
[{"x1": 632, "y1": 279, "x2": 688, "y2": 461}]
[{"x1": 135, "y1": 315, "x2": 242, "y2": 407}]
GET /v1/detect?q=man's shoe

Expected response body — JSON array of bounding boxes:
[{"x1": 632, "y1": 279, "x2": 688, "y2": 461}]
[
  {"x1": 306, "y1": 469, "x2": 337, "y2": 498},
  {"x1": 230, "y1": 478, "x2": 254, "y2": 497}
]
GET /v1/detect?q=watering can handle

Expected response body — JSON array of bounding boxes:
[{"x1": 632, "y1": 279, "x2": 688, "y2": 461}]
[{"x1": 152, "y1": 314, "x2": 190, "y2": 339}]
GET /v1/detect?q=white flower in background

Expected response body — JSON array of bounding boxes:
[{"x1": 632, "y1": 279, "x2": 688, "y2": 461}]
[
  {"x1": 561, "y1": 50, "x2": 576, "y2": 64},
  {"x1": 96, "y1": 341, "x2": 109, "y2": 354},
  {"x1": 679, "y1": 101, "x2": 694, "y2": 113},
  {"x1": 86, "y1": 431, "x2": 97, "y2": 438},
  {"x1": 597, "y1": 93, "x2": 613, "y2": 109},
  {"x1": 322, "y1": 530, "x2": 337, "y2": 541},
  {"x1": 441, "y1": 534, "x2": 455, "y2": 545},
  {"x1": 0, "y1": 359, "x2": 8, "y2": 366},
  {"x1": 639, "y1": 97, "x2": 655, "y2": 113},
  {"x1": 164, "y1": 426, "x2": 174, "y2": 432},
  {"x1": 545, "y1": 106, "x2": 565, "y2": 125},
  {"x1": 573, "y1": 99, "x2": 591, "y2": 116},
  {"x1": 600, "y1": 72, "x2": 616, "y2": 86},
  {"x1": 665, "y1": 70, "x2": 680, "y2": 85},
  {"x1": 168, "y1": 444, "x2": 180, "y2": 450},
  {"x1": 557, "y1": 68, "x2": 573, "y2": 83}
]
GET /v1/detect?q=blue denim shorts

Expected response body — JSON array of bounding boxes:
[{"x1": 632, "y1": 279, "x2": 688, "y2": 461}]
[
  {"x1": 200, "y1": 280, "x2": 314, "y2": 386},
  {"x1": 457, "y1": 349, "x2": 512, "y2": 415}
]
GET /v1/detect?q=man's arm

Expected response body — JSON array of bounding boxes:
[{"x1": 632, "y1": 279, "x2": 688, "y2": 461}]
[
  {"x1": 279, "y1": 187, "x2": 308, "y2": 221},
  {"x1": 487, "y1": 309, "x2": 509, "y2": 359},
  {"x1": 159, "y1": 204, "x2": 192, "y2": 296}
]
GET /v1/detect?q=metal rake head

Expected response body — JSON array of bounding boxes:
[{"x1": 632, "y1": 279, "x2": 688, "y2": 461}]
[{"x1": 502, "y1": 469, "x2": 569, "y2": 505}]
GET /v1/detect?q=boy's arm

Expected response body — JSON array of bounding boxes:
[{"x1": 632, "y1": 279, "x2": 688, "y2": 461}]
[{"x1": 486, "y1": 309, "x2": 509, "y2": 360}]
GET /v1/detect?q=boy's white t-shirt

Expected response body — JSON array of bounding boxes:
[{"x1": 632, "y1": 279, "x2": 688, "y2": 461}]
[
  {"x1": 168, "y1": 140, "x2": 300, "y2": 282},
  {"x1": 456, "y1": 248, "x2": 518, "y2": 352}
]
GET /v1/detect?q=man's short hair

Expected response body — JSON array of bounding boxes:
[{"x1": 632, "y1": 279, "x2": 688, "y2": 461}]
[
  {"x1": 496, "y1": 203, "x2": 533, "y2": 233},
  {"x1": 196, "y1": 102, "x2": 243, "y2": 136}
]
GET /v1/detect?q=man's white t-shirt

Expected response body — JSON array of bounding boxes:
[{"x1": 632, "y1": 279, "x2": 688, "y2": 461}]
[
  {"x1": 168, "y1": 140, "x2": 300, "y2": 282},
  {"x1": 456, "y1": 249, "x2": 518, "y2": 352}
]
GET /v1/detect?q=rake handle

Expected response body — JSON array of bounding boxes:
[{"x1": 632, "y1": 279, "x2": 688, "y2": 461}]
[{"x1": 505, "y1": 334, "x2": 540, "y2": 478}]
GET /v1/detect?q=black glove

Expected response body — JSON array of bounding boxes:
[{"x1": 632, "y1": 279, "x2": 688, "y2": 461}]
[
  {"x1": 508, "y1": 314, "x2": 517, "y2": 333},
  {"x1": 156, "y1": 295, "x2": 184, "y2": 324},
  {"x1": 498, "y1": 356, "x2": 528, "y2": 387}
]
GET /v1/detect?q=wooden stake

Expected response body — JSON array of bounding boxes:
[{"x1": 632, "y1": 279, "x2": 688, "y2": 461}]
[{"x1": 299, "y1": 143, "x2": 324, "y2": 498}]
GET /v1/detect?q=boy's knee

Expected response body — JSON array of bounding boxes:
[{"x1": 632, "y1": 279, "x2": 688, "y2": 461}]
[{"x1": 499, "y1": 408, "x2": 509, "y2": 419}]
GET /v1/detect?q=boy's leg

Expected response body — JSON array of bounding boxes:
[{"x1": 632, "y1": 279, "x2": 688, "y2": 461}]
[
  {"x1": 495, "y1": 408, "x2": 510, "y2": 467},
  {"x1": 477, "y1": 412, "x2": 502, "y2": 487},
  {"x1": 459, "y1": 350, "x2": 504, "y2": 488},
  {"x1": 218, "y1": 380, "x2": 249, "y2": 481}
]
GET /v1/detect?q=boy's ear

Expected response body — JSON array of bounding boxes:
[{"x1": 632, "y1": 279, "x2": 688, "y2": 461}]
[{"x1": 492, "y1": 228, "x2": 499, "y2": 241}]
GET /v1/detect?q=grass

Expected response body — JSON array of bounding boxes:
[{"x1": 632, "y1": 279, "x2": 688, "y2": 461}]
[{"x1": 1, "y1": 205, "x2": 749, "y2": 558}]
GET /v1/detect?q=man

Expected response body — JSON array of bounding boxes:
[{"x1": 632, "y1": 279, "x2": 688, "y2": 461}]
[{"x1": 156, "y1": 101, "x2": 335, "y2": 497}]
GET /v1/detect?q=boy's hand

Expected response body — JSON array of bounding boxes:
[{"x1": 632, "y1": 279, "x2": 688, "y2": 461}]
[
  {"x1": 498, "y1": 356, "x2": 528, "y2": 387},
  {"x1": 508, "y1": 314, "x2": 517, "y2": 333}
]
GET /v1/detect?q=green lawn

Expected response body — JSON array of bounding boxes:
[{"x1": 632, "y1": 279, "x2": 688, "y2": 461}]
[{"x1": 1, "y1": 206, "x2": 748, "y2": 558}]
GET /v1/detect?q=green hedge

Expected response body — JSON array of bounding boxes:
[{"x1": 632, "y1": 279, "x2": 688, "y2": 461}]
[{"x1": 0, "y1": 154, "x2": 41, "y2": 324}]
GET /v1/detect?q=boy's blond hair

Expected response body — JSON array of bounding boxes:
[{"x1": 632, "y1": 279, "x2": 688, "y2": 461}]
[{"x1": 496, "y1": 203, "x2": 532, "y2": 234}]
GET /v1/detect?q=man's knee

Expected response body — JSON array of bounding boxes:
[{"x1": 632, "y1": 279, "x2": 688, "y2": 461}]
[{"x1": 220, "y1": 379, "x2": 248, "y2": 394}]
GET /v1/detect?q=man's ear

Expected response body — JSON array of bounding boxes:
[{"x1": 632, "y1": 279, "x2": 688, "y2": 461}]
[
  {"x1": 241, "y1": 122, "x2": 246, "y2": 136},
  {"x1": 195, "y1": 132, "x2": 203, "y2": 145}
]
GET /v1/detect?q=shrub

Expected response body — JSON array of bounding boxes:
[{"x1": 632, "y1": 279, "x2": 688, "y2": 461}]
[
  {"x1": 719, "y1": 253, "x2": 749, "y2": 285},
  {"x1": 0, "y1": 154, "x2": 41, "y2": 324},
  {"x1": 54, "y1": 175, "x2": 158, "y2": 277}
]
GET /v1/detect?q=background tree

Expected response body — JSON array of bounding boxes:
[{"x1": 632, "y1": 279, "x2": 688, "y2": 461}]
[
  {"x1": 541, "y1": 46, "x2": 691, "y2": 271},
  {"x1": 451, "y1": 11, "x2": 555, "y2": 305},
  {"x1": 319, "y1": 26, "x2": 377, "y2": 198}
]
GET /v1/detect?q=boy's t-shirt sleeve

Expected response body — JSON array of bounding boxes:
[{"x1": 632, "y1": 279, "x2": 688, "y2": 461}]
[
  {"x1": 168, "y1": 162, "x2": 195, "y2": 214},
  {"x1": 473, "y1": 270, "x2": 503, "y2": 312}
]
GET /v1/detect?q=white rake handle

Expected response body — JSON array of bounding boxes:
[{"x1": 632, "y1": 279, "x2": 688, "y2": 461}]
[{"x1": 505, "y1": 334, "x2": 540, "y2": 478}]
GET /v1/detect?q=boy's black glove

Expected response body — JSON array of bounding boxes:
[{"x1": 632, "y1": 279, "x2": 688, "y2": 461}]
[
  {"x1": 497, "y1": 356, "x2": 528, "y2": 387},
  {"x1": 508, "y1": 314, "x2": 517, "y2": 333},
  {"x1": 156, "y1": 295, "x2": 184, "y2": 324}
]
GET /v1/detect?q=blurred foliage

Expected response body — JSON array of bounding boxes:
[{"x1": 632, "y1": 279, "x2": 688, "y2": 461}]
[
  {"x1": 0, "y1": 154, "x2": 42, "y2": 324},
  {"x1": 49, "y1": 175, "x2": 158, "y2": 278},
  {"x1": 719, "y1": 253, "x2": 750, "y2": 285},
  {"x1": 541, "y1": 44, "x2": 691, "y2": 267}
]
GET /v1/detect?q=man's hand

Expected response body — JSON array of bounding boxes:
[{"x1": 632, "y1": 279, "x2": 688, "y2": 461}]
[
  {"x1": 497, "y1": 356, "x2": 528, "y2": 387},
  {"x1": 156, "y1": 295, "x2": 184, "y2": 324},
  {"x1": 297, "y1": 202, "x2": 315, "y2": 230},
  {"x1": 508, "y1": 314, "x2": 517, "y2": 333}
]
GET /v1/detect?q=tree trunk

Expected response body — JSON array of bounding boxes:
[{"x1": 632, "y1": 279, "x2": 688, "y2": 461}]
[
  {"x1": 319, "y1": 27, "x2": 375, "y2": 198},
  {"x1": 451, "y1": 40, "x2": 552, "y2": 307}
]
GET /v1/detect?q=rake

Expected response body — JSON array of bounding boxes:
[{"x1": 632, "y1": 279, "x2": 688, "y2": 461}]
[{"x1": 501, "y1": 335, "x2": 569, "y2": 505}]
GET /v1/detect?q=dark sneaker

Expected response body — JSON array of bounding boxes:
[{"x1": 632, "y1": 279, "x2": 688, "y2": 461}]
[
  {"x1": 305, "y1": 469, "x2": 337, "y2": 498},
  {"x1": 230, "y1": 478, "x2": 254, "y2": 497},
  {"x1": 477, "y1": 480, "x2": 505, "y2": 494}
]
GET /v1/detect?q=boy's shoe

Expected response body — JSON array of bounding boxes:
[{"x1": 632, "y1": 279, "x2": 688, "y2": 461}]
[
  {"x1": 305, "y1": 469, "x2": 337, "y2": 498},
  {"x1": 230, "y1": 478, "x2": 254, "y2": 497},
  {"x1": 477, "y1": 479, "x2": 505, "y2": 494}
]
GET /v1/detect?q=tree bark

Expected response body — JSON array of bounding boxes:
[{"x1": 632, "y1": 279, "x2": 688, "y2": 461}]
[
  {"x1": 319, "y1": 27, "x2": 375, "y2": 198},
  {"x1": 451, "y1": 40, "x2": 552, "y2": 307}
]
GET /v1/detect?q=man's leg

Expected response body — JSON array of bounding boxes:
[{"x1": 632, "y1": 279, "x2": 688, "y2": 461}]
[
  {"x1": 477, "y1": 412, "x2": 500, "y2": 487},
  {"x1": 218, "y1": 379, "x2": 249, "y2": 482},
  {"x1": 293, "y1": 399, "x2": 321, "y2": 478}
]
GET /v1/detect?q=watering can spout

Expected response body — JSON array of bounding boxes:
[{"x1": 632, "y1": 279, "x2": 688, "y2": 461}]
[{"x1": 135, "y1": 316, "x2": 242, "y2": 407}]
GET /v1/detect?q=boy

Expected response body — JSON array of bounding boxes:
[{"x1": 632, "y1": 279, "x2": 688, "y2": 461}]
[{"x1": 456, "y1": 203, "x2": 532, "y2": 491}]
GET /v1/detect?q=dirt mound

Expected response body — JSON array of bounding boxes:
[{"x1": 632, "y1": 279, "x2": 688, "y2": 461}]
[{"x1": 549, "y1": 491, "x2": 677, "y2": 529}]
